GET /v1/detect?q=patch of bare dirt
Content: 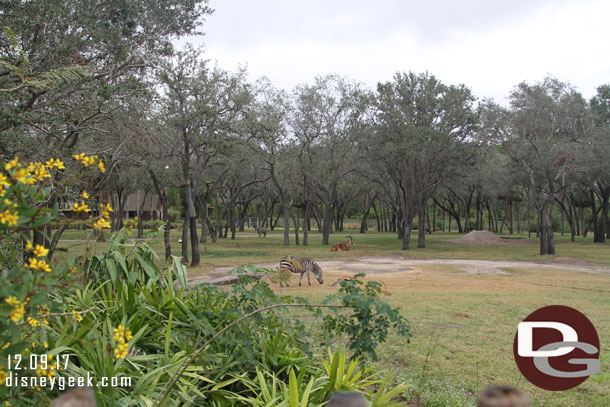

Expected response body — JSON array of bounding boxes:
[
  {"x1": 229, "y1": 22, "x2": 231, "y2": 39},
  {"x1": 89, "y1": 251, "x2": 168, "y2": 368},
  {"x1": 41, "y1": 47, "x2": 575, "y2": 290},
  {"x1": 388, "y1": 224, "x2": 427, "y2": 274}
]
[
  {"x1": 192, "y1": 256, "x2": 610, "y2": 288},
  {"x1": 450, "y1": 230, "x2": 507, "y2": 245}
]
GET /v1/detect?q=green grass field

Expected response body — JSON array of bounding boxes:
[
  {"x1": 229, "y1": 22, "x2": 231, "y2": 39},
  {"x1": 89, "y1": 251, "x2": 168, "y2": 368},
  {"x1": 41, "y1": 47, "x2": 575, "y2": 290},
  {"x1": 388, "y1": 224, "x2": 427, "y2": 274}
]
[{"x1": 55, "y1": 227, "x2": 610, "y2": 406}]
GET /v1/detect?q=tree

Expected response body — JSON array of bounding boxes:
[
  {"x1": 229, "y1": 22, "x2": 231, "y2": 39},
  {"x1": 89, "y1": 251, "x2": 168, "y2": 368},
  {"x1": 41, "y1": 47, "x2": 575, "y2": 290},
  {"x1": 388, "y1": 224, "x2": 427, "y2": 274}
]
[
  {"x1": 587, "y1": 84, "x2": 610, "y2": 242},
  {"x1": 484, "y1": 77, "x2": 588, "y2": 254},
  {"x1": 158, "y1": 47, "x2": 251, "y2": 265},
  {"x1": 373, "y1": 72, "x2": 477, "y2": 249},
  {"x1": 1, "y1": 0, "x2": 212, "y2": 153},
  {"x1": 292, "y1": 75, "x2": 371, "y2": 245},
  {"x1": 248, "y1": 79, "x2": 293, "y2": 245}
]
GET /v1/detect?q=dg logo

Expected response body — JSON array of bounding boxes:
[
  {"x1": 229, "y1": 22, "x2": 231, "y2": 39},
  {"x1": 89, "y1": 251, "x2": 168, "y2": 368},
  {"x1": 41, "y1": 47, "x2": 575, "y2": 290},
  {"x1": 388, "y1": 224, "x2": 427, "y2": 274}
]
[{"x1": 513, "y1": 305, "x2": 600, "y2": 391}]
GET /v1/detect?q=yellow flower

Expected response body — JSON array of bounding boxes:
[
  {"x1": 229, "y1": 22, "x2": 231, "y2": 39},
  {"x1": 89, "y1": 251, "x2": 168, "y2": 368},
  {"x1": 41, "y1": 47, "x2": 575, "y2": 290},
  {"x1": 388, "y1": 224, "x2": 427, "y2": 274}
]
[
  {"x1": 5, "y1": 296, "x2": 19, "y2": 307},
  {"x1": 33, "y1": 244, "x2": 49, "y2": 257},
  {"x1": 8, "y1": 301, "x2": 25, "y2": 323},
  {"x1": 72, "y1": 201, "x2": 90, "y2": 212},
  {"x1": 45, "y1": 158, "x2": 65, "y2": 170},
  {"x1": 101, "y1": 203, "x2": 113, "y2": 213},
  {"x1": 113, "y1": 325, "x2": 132, "y2": 359},
  {"x1": 27, "y1": 317, "x2": 41, "y2": 327},
  {"x1": 98, "y1": 160, "x2": 106, "y2": 173},
  {"x1": 73, "y1": 153, "x2": 99, "y2": 167},
  {"x1": 114, "y1": 342, "x2": 128, "y2": 359},
  {"x1": 4, "y1": 198, "x2": 17, "y2": 208},
  {"x1": 71, "y1": 310, "x2": 83, "y2": 322},
  {"x1": 0, "y1": 187, "x2": 5, "y2": 197},
  {"x1": 0, "y1": 173, "x2": 9, "y2": 187},
  {"x1": 25, "y1": 240, "x2": 33, "y2": 251},
  {"x1": 93, "y1": 218, "x2": 111, "y2": 231},
  {"x1": 27, "y1": 258, "x2": 52, "y2": 272},
  {"x1": 31, "y1": 162, "x2": 51, "y2": 181},
  {"x1": 0, "y1": 366, "x2": 8, "y2": 384},
  {"x1": 35, "y1": 355, "x2": 56, "y2": 379},
  {"x1": 5, "y1": 157, "x2": 19, "y2": 170},
  {"x1": 14, "y1": 168, "x2": 35, "y2": 184},
  {"x1": 0, "y1": 210, "x2": 18, "y2": 226},
  {"x1": 43, "y1": 341, "x2": 48, "y2": 348},
  {"x1": 81, "y1": 190, "x2": 89, "y2": 199}
]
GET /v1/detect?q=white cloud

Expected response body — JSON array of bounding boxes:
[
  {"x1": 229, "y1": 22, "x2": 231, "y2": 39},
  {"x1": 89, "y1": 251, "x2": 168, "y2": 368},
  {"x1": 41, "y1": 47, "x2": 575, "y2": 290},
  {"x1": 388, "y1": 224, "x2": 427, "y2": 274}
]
[{"x1": 187, "y1": 0, "x2": 610, "y2": 102}]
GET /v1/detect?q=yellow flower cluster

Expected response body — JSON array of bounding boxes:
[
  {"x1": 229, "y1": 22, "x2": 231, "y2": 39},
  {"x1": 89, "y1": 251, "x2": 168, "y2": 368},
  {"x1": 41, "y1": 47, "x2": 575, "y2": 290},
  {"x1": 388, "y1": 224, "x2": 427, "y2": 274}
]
[
  {"x1": 71, "y1": 310, "x2": 83, "y2": 322},
  {"x1": 0, "y1": 173, "x2": 9, "y2": 197},
  {"x1": 45, "y1": 158, "x2": 65, "y2": 170},
  {"x1": 1, "y1": 156, "x2": 65, "y2": 201},
  {"x1": 36, "y1": 307, "x2": 50, "y2": 325},
  {"x1": 72, "y1": 153, "x2": 106, "y2": 173},
  {"x1": 5, "y1": 157, "x2": 19, "y2": 170},
  {"x1": 4, "y1": 157, "x2": 64, "y2": 185},
  {"x1": 26, "y1": 162, "x2": 51, "y2": 181},
  {"x1": 33, "y1": 244, "x2": 49, "y2": 257},
  {"x1": 113, "y1": 325, "x2": 132, "y2": 359},
  {"x1": 5, "y1": 296, "x2": 25, "y2": 323},
  {"x1": 27, "y1": 316, "x2": 41, "y2": 327},
  {"x1": 27, "y1": 257, "x2": 52, "y2": 273},
  {"x1": 0, "y1": 366, "x2": 8, "y2": 384},
  {"x1": 24, "y1": 242, "x2": 52, "y2": 272},
  {"x1": 72, "y1": 201, "x2": 90, "y2": 212},
  {"x1": 94, "y1": 203, "x2": 113, "y2": 231},
  {"x1": 0, "y1": 209, "x2": 18, "y2": 227},
  {"x1": 35, "y1": 354, "x2": 56, "y2": 379}
]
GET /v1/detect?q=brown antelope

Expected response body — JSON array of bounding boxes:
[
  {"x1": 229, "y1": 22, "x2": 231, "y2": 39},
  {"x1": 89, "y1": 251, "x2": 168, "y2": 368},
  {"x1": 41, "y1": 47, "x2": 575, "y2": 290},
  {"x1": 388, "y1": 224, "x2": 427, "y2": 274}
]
[{"x1": 331, "y1": 236, "x2": 355, "y2": 252}]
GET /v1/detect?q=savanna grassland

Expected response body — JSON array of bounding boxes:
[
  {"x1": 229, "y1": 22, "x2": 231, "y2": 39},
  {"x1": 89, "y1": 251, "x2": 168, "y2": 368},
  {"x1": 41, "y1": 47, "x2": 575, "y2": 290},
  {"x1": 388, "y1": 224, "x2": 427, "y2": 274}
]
[{"x1": 56, "y1": 227, "x2": 610, "y2": 406}]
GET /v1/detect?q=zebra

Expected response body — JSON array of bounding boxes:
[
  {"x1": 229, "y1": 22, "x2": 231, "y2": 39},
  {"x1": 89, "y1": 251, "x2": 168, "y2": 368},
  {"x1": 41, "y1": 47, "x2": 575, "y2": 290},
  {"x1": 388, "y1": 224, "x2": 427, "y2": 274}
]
[{"x1": 279, "y1": 256, "x2": 323, "y2": 287}]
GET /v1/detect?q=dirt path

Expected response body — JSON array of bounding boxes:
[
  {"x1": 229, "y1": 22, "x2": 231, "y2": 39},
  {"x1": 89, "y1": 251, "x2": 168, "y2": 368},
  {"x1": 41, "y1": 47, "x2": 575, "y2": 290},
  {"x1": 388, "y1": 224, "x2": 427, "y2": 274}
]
[{"x1": 187, "y1": 256, "x2": 610, "y2": 287}]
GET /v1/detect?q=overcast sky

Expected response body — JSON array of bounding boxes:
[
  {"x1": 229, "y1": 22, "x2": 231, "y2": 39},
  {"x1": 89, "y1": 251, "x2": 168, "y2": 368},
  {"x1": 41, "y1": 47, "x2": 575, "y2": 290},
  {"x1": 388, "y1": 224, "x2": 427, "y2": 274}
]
[{"x1": 184, "y1": 0, "x2": 610, "y2": 103}]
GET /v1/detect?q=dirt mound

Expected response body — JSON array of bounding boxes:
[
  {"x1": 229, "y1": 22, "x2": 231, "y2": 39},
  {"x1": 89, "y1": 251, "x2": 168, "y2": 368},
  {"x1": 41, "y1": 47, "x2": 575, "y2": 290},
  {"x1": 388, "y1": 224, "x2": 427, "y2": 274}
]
[{"x1": 452, "y1": 230, "x2": 505, "y2": 246}]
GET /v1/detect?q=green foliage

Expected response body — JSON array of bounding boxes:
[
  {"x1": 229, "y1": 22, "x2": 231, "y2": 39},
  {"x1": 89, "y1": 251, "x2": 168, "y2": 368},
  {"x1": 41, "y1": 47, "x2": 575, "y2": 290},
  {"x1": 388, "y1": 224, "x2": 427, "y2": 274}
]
[
  {"x1": 80, "y1": 230, "x2": 187, "y2": 286},
  {"x1": 322, "y1": 273, "x2": 411, "y2": 360},
  {"x1": 321, "y1": 349, "x2": 381, "y2": 395},
  {"x1": 239, "y1": 350, "x2": 410, "y2": 407},
  {"x1": 0, "y1": 26, "x2": 93, "y2": 93}
]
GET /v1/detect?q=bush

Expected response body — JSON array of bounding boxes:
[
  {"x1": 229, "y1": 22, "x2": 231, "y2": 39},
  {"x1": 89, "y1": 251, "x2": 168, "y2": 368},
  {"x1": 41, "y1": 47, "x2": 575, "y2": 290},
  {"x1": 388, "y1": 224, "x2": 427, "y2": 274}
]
[{"x1": 0, "y1": 156, "x2": 411, "y2": 406}]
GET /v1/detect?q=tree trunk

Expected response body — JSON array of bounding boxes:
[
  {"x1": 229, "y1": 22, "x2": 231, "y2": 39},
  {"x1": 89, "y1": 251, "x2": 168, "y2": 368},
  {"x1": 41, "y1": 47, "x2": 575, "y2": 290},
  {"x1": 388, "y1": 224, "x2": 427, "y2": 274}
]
[
  {"x1": 303, "y1": 202, "x2": 310, "y2": 246},
  {"x1": 372, "y1": 201, "x2": 381, "y2": 232},
  {"x1": 360, "y1": 208, "x2": 370, "y2": 233},
  {"x1": 402, "y1": 220, "x2": 411, "y2": 250},
  {"x1": 230, "y1": 206, "x2": 237, "y2": 240},
  {"x1": 282, "y1": 203, "x2": 290, "y2": 246},
  {"x1": 147, "y1": 167, "x2": 171, "y2": 260},
  {"x1": 136, "y1": 190, "x2": 149, "y2": 238},
  {"x1": 181, "y1": 216, "x2": 189, "y2": 263},
  {"x1": 539, "y1": 198, "x2": 556, "y2": 255},
  {"x1": 197, "y1": 194, "x2": 208, "y2": 243},
  {"x1": 598, "y1": 185, "x2": 610, "y2": 242},
  {"x1": 185, "y1": 180, "x2": 200, "y2": 266},
  {"x1": 322, "y1": 193, "x2": 334, "y2": 245},
  {"x1": 417, "y1": 203, "x2": 426, "y2": 248},
  {"x1": 590, "y1": 189, "x2": 602, "y2": 243},
  {"x1": 292, "y1": 209, "x2": 300, "y2": 245}
]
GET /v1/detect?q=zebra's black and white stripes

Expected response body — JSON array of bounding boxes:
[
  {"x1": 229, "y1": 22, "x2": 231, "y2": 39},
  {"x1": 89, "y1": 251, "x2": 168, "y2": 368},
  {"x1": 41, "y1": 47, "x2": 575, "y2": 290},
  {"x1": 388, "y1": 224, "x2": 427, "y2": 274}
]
[{"x1": 279, "y1": 256, "x2": 323, "y2": 287}]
